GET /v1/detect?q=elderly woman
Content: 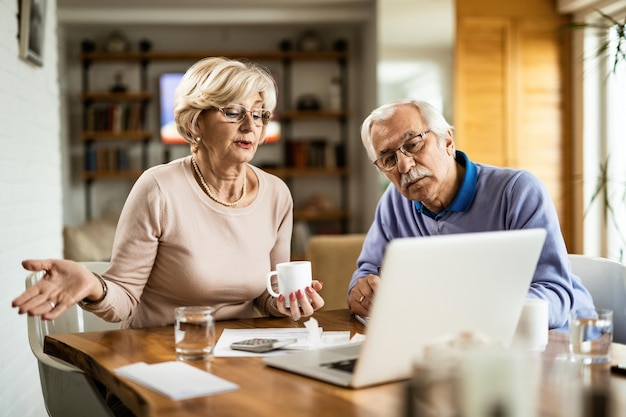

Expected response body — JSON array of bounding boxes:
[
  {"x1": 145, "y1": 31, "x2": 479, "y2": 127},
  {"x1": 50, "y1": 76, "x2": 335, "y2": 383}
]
[{"x1": 13, "y1": 57, "x2": 324, "y2": 326}]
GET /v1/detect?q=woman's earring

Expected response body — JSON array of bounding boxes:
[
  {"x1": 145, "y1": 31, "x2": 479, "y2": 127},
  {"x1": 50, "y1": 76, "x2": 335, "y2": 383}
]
[{"x1": 195, "y1": 137, "x2": 202, "y2": 143}]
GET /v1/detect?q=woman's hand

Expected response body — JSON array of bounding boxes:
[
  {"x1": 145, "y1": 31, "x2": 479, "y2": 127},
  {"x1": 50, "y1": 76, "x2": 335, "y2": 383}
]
[
  {"x1": 348, "y1": 274, "x2": 380, "y2": 317},
  {"x1": 274, "y1": 280, "x2": 324, "y2": 321},
  {"x1": 12, "y1": 259, "x2": 104, "y2": 320}
]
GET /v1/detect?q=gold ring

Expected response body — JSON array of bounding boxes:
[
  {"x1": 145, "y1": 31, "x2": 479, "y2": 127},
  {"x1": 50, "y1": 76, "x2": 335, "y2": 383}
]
[
  {"x1": 358, "y1": 295, "x2": 365, "y2": 303},
  {"x1": 48, "y1": 300, "x2": 56, "y2": 309}
]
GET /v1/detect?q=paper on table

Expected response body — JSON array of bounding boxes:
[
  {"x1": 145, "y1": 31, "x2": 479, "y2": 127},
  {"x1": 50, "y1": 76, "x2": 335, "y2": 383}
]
[
  {"x1": 114, "y1": 361, "x2": 238, "y2": 400},
  {"x1": 304, "y1": 316, "x2": 322, "y2": 348},
  {"x1": 351, "y1": 333, "x2": 366, "y2": 343},
  {"x1": 214, "y1": 327, "x2": 351, "y2": 357}
]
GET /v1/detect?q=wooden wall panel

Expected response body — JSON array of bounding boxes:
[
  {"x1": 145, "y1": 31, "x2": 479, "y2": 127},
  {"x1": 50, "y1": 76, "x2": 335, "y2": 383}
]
[
  {"x1": 455, "y1": 18, "x2": 510, "y2": 167},
  {"x1": 455, "y1": 0, "x2": 574, "y2": 246},
  {"x1": 516, "y1": 19, "x2": 569, "y2": 219}
]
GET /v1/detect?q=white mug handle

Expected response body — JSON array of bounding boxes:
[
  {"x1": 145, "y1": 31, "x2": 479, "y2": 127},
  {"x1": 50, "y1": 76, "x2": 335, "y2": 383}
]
[{"x1": 266, "y1": 271, "x2": 280, "y2": 297}]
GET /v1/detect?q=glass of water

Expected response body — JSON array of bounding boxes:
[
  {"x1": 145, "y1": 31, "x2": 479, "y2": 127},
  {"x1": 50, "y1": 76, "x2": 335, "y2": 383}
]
[
  {"x1": 569, "y1": 308, "x2": 613, "y2": 364},
  {"x1": 174, "y1": 306, "x2": 216, "y2": 361}
]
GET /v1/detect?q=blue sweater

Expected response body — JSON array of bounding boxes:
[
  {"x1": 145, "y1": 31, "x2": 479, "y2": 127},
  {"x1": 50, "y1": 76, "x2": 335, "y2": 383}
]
[{"x1": 350, "y1": 151, "x2": 594, "y2": 331}]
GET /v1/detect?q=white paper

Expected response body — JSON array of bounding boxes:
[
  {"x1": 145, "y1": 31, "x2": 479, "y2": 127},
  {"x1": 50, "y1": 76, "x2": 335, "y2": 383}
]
[
  {"x1": 214, "y1": 327, "x2": 351, "y2": 357},
  {"x1": 350, "y1": 333, "x2": 366, "y2": 343},
  {"x1": 304, "y1": 317, "x2": 321, "y2": 348},
  {"x1": 114, "y1": 361, "x2": 238, "y2": 400}
]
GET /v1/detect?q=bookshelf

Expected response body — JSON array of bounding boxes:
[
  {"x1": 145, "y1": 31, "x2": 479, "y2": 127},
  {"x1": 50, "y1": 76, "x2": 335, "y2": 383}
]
[{"x1": 80, "y1": 53, "x2": 151, "y2": 219}]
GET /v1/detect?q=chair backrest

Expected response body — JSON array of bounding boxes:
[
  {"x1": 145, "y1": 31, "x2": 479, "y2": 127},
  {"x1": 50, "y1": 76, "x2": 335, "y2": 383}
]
[
  {"x1": 569, "y1": 254, "x2": 626, "y2": 344},
  {"x1": 306, "y1": 234, "x2": 366, "y2": 311},
  {"x1": 26, "y1": 261, "x2": 120, "y2": 372}
]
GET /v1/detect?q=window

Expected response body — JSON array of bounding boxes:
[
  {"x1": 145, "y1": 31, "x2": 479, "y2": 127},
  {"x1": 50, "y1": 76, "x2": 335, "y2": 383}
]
[{"x1": 576, "y1": 4, "x2": 626, "y2": 261}]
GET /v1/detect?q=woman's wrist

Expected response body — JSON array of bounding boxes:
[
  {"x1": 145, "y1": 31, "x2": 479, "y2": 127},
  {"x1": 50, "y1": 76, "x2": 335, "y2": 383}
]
[
  {"x1": 79, "y1": 272, "x2": 108, "y2": 306},
  {"x1": 268, "y1": 296, "x2": 282, "y2": 317}
]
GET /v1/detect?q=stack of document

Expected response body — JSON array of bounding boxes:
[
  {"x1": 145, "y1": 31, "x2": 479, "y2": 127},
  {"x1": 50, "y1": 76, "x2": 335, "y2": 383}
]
[{"x1": 115, "y1": 361, "x2": 238, "y2": 400}]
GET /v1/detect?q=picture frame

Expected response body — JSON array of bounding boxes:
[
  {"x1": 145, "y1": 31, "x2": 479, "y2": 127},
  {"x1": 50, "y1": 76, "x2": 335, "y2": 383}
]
[{"x1": 19, "y1": 0, "x2": 46, "y2": 66}]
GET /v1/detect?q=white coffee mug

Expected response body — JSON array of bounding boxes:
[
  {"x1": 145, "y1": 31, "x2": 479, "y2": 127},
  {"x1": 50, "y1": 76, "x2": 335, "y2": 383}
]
[
  {"x1": 511, "y1": 298, "x2": 549, "y2": 351},
  {"x1": 266, "y1": 261, "x2": 312, "y2": 308}
]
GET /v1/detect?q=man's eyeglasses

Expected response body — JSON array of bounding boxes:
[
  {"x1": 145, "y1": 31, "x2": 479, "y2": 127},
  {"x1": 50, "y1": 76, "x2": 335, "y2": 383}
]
[
  {"x1": 211, "y1": 104, "x2": 272, "y2": 127},
  {"x1": 372, "y1": 130, "x2": 431, "y2": 172}
]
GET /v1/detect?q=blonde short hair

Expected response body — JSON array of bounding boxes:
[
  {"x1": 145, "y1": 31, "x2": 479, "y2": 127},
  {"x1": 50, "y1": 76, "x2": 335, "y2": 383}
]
[{"x1": 174, "y1": 57, "x2": 278, "y2": 148}]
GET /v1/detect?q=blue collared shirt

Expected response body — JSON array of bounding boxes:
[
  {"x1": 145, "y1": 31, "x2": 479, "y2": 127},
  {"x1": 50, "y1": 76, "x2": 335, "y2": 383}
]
[{"x1": 413, "y1": 151, "x2": 477, "y2": 220}]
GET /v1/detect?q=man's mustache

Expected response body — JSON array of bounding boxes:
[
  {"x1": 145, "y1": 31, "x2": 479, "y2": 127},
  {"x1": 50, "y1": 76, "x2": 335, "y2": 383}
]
[{"x1": 401, "y1": 167, "x2": 431, "y2": 189}]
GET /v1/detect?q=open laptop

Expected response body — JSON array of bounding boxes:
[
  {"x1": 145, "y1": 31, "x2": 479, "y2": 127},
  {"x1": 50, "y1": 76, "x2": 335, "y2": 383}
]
[{"x1": 263, "y1": 228, "x2": 547, "y2": 388}]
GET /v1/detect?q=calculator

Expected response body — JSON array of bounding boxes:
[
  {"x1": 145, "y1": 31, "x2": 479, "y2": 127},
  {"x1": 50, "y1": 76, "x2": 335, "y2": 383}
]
[{"x1": 230, "y1": 338, "x2": 297, "y2": 353}]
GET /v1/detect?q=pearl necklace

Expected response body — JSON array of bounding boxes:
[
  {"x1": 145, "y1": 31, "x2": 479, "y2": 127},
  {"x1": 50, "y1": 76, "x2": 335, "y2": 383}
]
[{"x1": 191, "y1": 157, "x2": 246, "y2": 207}]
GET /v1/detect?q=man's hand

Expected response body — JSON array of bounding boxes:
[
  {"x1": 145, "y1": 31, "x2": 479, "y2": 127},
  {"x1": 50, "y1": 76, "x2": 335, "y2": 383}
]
[{"x1": 348, "y1": 274, "x2": 380, "y2": 317}]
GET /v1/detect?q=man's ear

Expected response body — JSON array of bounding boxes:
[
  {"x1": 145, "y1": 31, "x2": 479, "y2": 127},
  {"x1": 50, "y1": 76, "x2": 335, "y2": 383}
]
[{"x1": 444, "y1": 130, "x2": 455, "y2": 156}]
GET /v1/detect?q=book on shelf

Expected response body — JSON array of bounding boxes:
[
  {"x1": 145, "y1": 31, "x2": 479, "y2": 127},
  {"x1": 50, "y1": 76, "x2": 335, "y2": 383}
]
[
  {"x1": 84, "y1": 103, "x2": 145, "y2": 132},
  {"x1": 286, "y1": 140, "x2": 307, "y2": 168},
  {"x1": 85, "y1": 146, "x2": 131, "y2": 172},
  {"x1": 308, "y1": 140, "x2": 326, "y2": 168},
  {"x1": 286, "y1": 138, "x2": 338, "y2": 169}
]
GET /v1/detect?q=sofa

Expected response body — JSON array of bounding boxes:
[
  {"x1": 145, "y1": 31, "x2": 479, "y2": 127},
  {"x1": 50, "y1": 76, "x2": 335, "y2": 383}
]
[{"x1": 63, "y1": 213, "x2": 119, "y2": 262}]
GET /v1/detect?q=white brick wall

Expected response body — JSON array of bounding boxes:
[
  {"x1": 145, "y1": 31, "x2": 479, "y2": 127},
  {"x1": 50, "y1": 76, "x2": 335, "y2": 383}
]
[{"x1": 0, "y1": 0, "x2": 61, "y2": 415}]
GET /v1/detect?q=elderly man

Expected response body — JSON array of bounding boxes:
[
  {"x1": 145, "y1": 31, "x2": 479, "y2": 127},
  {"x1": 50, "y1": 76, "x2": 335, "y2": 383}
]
[{"x1": 348, "y1": 99, "x2": 593, "y2": 331}]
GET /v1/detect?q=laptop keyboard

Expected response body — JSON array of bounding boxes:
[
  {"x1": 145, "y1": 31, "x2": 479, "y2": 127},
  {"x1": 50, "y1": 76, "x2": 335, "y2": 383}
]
[{"x1": 321, "y1": 358, "x2": 358, "y2": 373}]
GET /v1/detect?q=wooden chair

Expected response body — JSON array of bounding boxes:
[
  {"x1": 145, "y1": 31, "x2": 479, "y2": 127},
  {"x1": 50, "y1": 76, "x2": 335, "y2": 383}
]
[{"x1": 306, "y1": 234, "x2": 366, "y2": 311}]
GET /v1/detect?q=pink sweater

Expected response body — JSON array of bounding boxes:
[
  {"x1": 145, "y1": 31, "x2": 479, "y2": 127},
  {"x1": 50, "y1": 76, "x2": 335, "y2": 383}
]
[{"x1": 83, "y1": 156, "x2": 293, "y2": 328}]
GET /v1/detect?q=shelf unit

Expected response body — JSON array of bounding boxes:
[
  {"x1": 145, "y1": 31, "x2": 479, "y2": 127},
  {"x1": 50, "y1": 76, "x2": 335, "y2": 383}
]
[
  {"x1": 278, "y1": 51, "x2": 350, "y2": 233},
  {"x1": 80, "y1": 52, "x2": 151, "y2": 219},
  {"x1": 78, "y1": 50, "x2": 350, "y2": 231}
]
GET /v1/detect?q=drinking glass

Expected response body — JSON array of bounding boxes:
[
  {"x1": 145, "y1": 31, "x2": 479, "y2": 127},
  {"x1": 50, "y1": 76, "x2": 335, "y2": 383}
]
[
  {"x1": 569, "y1": 308, "x2": 613, "y2": 364},
  {"x1": 174, "y1": 306, "x2": 216, "y2": 361}
]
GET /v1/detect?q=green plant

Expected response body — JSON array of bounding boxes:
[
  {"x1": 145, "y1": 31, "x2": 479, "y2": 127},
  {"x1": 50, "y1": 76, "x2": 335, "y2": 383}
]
[
  {"x1": 567, "y1": 10, "x2": 626, "y2": 74},
  {"x1": 585, "y1": 157, "x2": 626, "y2": 261}
]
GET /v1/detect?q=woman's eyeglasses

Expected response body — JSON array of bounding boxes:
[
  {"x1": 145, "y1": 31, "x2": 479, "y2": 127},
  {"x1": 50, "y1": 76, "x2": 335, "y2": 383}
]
[
  {"x1": 211, "y1": 104, "x2": 272, "y2": 127},
  {"x1": 373, "y1": 130, "x2": 431, "y2": 172}
]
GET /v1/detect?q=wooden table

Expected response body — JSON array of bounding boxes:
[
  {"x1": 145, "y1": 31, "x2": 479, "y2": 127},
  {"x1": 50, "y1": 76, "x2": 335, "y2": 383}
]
[{"x1": 45, "y1": 309, "x2": 626, "y2": 417}]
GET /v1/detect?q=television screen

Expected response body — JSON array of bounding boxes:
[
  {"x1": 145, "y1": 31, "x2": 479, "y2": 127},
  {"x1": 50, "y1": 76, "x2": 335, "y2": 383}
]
[
  {"x1": 159, "y1": 73, "x2": 186, "y2": 144},
  {"x1": 158, "y1": 72, "x2": 281, "y2": 145}
]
